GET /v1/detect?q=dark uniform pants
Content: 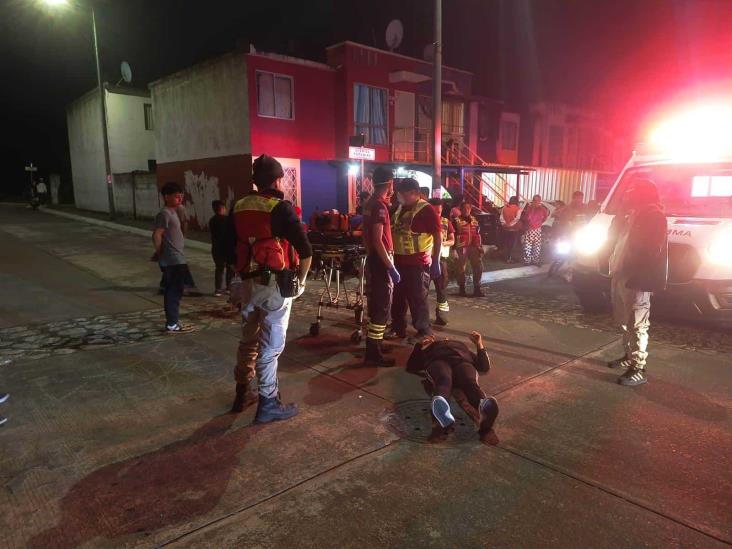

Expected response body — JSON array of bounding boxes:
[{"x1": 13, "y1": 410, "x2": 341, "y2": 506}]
[
  {"x1": 366, "y1": 254, "x2": 393, "y2": 341},
  {"x1": 426, "y1": 360, "x2": 486, "y2": 409},
  {"x1": 456, "y1": 247, "x2": 483, "y2": 290},
  {"x1": 430, "y1": 258, "x2": 449, "y2": 318},
  {"x1": 391, "y1": 263, "x2": 431, "y2": 335}
]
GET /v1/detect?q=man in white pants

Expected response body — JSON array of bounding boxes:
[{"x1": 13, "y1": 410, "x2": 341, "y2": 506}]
[{"x1": 607, "y1": 178, "x2": 668, "y2": 386}]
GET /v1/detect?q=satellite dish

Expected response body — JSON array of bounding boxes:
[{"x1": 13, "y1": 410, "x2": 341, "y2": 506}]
[
  {"x1": 423, "y1": 44, "x2": 434, "y2": 62},
  {"x1": 385, "y1": 19, "x2": 403, "y2": 51},
  {"x1": 120, "y1": 61, "x2": 132, "y2": 84}
]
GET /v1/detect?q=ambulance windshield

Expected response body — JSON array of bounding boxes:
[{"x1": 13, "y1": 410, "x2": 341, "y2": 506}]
[{"x1": 606, "y1": 163, "x2": 732, "y2": 218}]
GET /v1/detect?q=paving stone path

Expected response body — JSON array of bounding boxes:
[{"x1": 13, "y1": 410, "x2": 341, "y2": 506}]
[{"x1": 1, "y1": 283, "x2": 729, "y2": 365}]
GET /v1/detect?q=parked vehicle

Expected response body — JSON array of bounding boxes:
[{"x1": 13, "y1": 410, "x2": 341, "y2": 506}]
[{"x1": 571, "y1": 103, "x2": 732, "y2": 325}]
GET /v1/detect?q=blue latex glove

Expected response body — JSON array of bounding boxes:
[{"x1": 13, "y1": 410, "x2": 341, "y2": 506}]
[
  {"x1": 430, "y1": 260, "x2": 441, "y2": 280},
  {"x1": 388, "y1": 266, "x2": 401, "y2": 285}
]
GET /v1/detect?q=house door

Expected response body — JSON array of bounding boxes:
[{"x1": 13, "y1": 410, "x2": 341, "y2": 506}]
[{"x1": 394, "y1": 90, "x2": 415, "y2": 161}]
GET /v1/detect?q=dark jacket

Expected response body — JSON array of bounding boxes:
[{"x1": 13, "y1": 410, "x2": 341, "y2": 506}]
[
  {"x1": 609, "y1": 203, "x2": 668, "y2": 292},
  {"x1": 406, "y1": 340, "x2": 491, "y2": 375}
]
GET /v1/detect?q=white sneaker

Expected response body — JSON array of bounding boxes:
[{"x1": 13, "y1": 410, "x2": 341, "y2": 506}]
[
  {"x1": 0, "y1": 393, "x2": 8, "y2": 404},
  {"x1": 431, "y1": 396, "x2": 455, "y2": 428},
  {"x1": 165, "y1": 323, "x2": 194, "y2": 334}
]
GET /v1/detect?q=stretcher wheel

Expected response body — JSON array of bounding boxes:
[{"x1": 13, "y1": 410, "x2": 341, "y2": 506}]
[
  {"x1": 310, "y1": 323, "x2": 320, "y2": 336},
  {"x1": 350, "y1": 330, "x2": 362, "y2": 344}
]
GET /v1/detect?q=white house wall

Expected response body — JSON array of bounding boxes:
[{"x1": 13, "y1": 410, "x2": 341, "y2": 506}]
[
  {"x1": 150, "y1": 52, "x2": 250, "y2": 164},
  {"x1": 66, "y1": 90, "x2": 107, "y2": 212},
  {"x1": 67, "y1": 89, "x2": 156, "y2": 213},
  {"x1": 105, "y1": 93, "x2": 156, "y2": 173}
]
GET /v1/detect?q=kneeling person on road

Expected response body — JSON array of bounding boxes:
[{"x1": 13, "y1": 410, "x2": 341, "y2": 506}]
[
  {"x1": 229, "y1": 154, "x2": 313, "y2": 422},
  {"x1": 406, "y1": 331, "x2": 498, "y2": 443}
]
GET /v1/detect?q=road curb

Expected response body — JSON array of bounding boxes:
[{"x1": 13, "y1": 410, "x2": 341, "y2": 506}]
[
  {"x1": 7, "y1": 203, "x2": 546, "y2": 281},
  {"x1": 37, "y1": 207, "x2": 211, "y2": 252}
]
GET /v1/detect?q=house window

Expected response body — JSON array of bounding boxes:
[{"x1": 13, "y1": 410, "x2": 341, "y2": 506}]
[
  {"x1": 144, "y1": 103, "x2": 154, "y2": 130},
  {"x1": 257, "y1": 71, "x2": 294, "y2": 119},
  {"x1": 280, "y1": 166, "x2": 300, "y2": 206},
  {"x1": 548, "y1": 125, "x2": 565, "y2": 167},
  {"x1": 501, "y1": 120, "x2": 518, "y2": 151},
  {"x1": 354, "y1": 84, "x2": 388, "y2": 145},
  {"x1": 442, "y1": 101, "x2": 465, "y2": 139}
]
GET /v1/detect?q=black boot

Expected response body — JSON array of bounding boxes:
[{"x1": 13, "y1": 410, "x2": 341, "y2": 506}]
[
  {"x1": 254, "y1": 395, "x2": 298, "y2": 423},
  {"x1": 458, "y1": 286, "x2": 467, "y2": 297},
  {"x1": 364, "y1": 338, "x2": 396, "y2": 367},
  {"x1": 434, "y1": 309, "x2": 448, "y2": 326},
  {"x1": 229, "y1": 381, "x2": 258, "y2": 414},
  {"x1": 473, "y1": 287, "x2": 485, "y2": 297}
]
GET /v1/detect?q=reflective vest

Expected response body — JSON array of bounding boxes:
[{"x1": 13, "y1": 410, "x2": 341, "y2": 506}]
[
  {"x1": 393, "y1": 199, "x2": 434, "y2": 256},
  {"x1": 454, "y1": 215, "x2": 480, "y2": 249},
  {"x1": 233, "y1": 193, "x2": 294, "y2": 272},
  {"x1": 440, "y1": 217, "x2": 452, "y2": 258}
]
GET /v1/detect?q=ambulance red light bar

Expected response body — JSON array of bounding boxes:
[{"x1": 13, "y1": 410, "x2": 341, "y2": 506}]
[{"x1": 646, "y1": 102, "x2": 732, "y2": 161}]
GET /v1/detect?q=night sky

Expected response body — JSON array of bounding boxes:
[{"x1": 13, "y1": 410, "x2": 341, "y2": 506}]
[{"x1": 1, "y1": 0, "x2": 731, "y2": 195}]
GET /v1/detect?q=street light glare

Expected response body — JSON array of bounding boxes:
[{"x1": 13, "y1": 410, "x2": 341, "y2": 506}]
[{"x1": 42, "y1": 0, "x2": 69, "y2": 6}]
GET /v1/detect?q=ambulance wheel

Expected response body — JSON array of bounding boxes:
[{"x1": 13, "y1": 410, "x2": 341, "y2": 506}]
[
  {"x1": 350, "y1": 331, "x2": 362, "y2": 344},
  {"x1": 309, "y1": 323, "x2": 320, "y2": 336}
]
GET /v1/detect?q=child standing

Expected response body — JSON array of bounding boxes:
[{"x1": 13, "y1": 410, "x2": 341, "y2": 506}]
[{"x1": 209, "y1": 200, "x2": 233, "y2": 297}]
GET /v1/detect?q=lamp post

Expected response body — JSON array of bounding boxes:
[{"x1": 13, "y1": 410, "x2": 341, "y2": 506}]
[
  {"x1": 432, "y1": 0, "x2": 442, "y2": 197},
  {"x1": 43, "y1": 0, "x2": 116, "y2": 219}
]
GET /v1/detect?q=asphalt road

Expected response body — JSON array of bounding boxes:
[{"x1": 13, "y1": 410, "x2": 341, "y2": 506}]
[{"x1": 0, "y1": 204, "x2": 729, "y2": 548}]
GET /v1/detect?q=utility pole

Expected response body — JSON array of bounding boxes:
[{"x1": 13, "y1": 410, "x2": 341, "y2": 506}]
[
  {"x1": 92, "y1": 6, "x2": 115, "y2": 219},
  {"x1": 432, "y1": 0, "x2": 442, "y2": 197}
]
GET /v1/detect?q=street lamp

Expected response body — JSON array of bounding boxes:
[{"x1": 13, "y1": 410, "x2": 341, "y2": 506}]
[{"x1": 41, "y1": 0, "x2": 116, "y2": 219}]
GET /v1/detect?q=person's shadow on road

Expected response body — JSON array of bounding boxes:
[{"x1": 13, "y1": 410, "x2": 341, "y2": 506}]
[{"x1": 29, "y1": 414, "x2": 258, "y2": 548}]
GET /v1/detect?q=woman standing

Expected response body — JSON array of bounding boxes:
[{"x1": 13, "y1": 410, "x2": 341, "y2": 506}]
[{"x1": 521, "y1": 195, "x2": 549, "y2": 266}]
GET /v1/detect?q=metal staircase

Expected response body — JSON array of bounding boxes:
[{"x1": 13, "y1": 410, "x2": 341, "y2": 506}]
[{"x1": 442, "y1": 140, "x2": 525, "y2": 210}]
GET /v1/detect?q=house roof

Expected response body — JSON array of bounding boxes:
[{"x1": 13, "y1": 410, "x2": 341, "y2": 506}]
[{"x1": 326, "y1": 41, "x2": 473, "y2": 76}]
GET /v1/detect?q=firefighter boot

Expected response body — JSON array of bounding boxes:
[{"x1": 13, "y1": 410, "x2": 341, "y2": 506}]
[
  {"x1": 458, "y1": 285, "x2": 468, "y2": 297},
  {"x1": 364, "y1": 338, "x2": 396, "y2": 367},
  {"x1": 434, "y1": 302, "x2": 449, "y2": 326}
]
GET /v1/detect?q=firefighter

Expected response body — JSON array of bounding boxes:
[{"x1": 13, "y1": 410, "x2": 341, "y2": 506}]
[
  {"x1": 607, "y1": 178, "x2": 668, "y2": 386},
  {"x1": 389, "y1": 178, "x2": 442, "y2": 341},
  {"x1": 428, "y1": 198, "x2": 454, "y2": 325},
  {"x1": 362, "y1": 166, "x2": 399, "y2": 367},
  {"x1": 229, "y1": 154, "x2": 313, "y2": 422},
  {"x1": 454, "y1": 201, "x2": 484, "y2": 297}
]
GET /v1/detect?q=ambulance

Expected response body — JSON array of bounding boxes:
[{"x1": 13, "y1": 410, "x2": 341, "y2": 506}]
[{"x1": 571, "y1": 103, "x2": 732, "y2": 326}]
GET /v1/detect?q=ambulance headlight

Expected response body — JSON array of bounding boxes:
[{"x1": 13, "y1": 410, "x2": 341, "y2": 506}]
[
  {"x1": 555, "y1": 239, "x2": 572, "y2": 255},
  {"x1": 708, "y1": 228, "x2": 732, "y2": 266},
  {"x1": 574, "y1": 225, "x2": 607, "y2": 256}
]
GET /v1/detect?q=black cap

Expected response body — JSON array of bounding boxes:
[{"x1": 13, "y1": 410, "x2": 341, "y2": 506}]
[
  {"x1": 253, "y1": 154, "x2": 284, "y2": 188},
  {"x1": 396, "y1": 177, "x2": 420, "y2": 193},
  {"x1": 372, "y1": 166, "x2": 394, "y2": 185}
]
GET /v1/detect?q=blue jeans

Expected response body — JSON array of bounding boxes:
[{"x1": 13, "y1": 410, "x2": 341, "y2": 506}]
[
  {"x1": 161, "y1": 264, "x2": 187, "y2": 326},
  {"x1": 235, "y1": 280, "x2": 292, "y2": 398}
]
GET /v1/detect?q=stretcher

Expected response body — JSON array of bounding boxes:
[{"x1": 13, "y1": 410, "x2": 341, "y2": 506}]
[{"x1": 307, "y1": 230, "x2": 367, "y2": 343}]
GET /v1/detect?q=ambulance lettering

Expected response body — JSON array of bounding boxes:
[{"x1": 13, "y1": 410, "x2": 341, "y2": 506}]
[{"x1": 667, "y1": 229, "x2": 691, "y2": 237}]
